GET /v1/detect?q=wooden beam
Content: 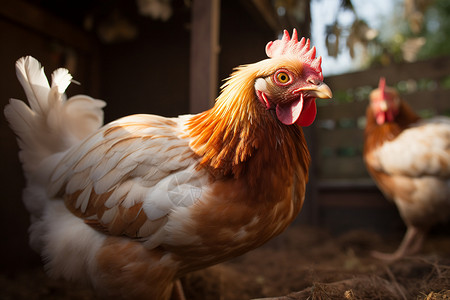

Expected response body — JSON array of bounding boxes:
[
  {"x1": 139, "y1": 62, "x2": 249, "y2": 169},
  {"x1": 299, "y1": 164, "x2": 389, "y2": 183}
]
[
  {"x1": 325, "y1": 55, "x2": 450, "y2": 89},
  {"x1": 0, "y1": 1, "x2": 100, "y2": 97},
  {"x1": 248, "y1": 0, "x2": 280, "y2": 33},
  {"x1": 0, "y1": 0, "x2": 95, "y2": 53},
  {"x1": 189, "y1": 0, "x2": 221, "y2": 113}
]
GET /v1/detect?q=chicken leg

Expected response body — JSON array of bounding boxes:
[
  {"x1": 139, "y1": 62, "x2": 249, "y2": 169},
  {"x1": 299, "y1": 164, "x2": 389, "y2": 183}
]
[{"x1": 371, "y1": 226, "x2": 426, "y2": 261}]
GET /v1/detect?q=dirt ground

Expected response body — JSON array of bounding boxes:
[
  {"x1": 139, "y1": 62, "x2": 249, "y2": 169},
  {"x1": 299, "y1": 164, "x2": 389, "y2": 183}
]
[{"x1": 1, "y1": 225, "x2": 449, "y2": 300}]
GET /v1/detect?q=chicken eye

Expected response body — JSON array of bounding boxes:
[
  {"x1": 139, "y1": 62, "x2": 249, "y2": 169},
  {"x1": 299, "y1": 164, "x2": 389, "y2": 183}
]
[{"x1": 275, "y1": 71, "x2": 291, "y2": 85}]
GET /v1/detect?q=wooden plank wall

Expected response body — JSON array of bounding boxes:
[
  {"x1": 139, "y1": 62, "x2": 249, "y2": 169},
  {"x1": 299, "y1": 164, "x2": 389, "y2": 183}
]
[
  {"x1": 311, "y1": 56, "x2": 450, "y2": 233},
  {"x1": 318, "y1": 55, "x2": 450, "y2": 182}
]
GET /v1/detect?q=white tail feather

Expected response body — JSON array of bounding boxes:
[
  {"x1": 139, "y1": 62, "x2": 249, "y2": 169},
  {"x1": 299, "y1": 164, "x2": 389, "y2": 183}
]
[
  {"x1": 4, "y1": 56, "x2": 106, "y2": 179},
  {"x1": 51, "y1": 68, "x2": 72, "y2": 95},
  {"x1": 15, "y1": 56, "x2": 50, "y2": 116}
]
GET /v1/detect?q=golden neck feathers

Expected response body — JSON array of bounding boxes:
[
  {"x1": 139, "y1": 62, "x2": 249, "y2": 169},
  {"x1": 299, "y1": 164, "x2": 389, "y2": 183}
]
[{"x1": 187, "y1": 61, "x2": 310, "y2": 184}]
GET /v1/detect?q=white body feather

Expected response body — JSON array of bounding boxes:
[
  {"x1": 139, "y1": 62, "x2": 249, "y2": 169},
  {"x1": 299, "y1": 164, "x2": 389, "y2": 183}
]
[
  {"x1": 4, "y1": 57, "x2": 207, "y2": 285},
  {"x1": 366, "y1": 117, "x2": 450, "y2": 226},
  {"x1": 369, "y1": 118, "x2": 450, "y2": 177}
]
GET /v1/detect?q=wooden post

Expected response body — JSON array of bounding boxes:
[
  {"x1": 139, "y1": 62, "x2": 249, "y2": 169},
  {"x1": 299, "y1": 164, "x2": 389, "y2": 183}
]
[{"x1": 189, "y1": 0, "x2": 221, "y2": 113}]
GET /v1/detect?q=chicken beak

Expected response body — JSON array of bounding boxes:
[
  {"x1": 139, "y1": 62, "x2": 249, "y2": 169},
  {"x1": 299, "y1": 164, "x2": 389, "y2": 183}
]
[{"x1": 307, "y1": 82, "x2": 333, "y2": 99}]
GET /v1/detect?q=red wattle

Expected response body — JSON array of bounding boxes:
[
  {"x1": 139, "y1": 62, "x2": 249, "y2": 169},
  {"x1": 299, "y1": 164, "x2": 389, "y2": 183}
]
[
  {"x1": 376, "y1": 112, "x2": 386, "y2": 125},
  {"x1": 276, "y1": 95, "x2": 304, "y2": 125},
  {"x1": 295, "y1": 98, "x2": 317, "y2": 127}
]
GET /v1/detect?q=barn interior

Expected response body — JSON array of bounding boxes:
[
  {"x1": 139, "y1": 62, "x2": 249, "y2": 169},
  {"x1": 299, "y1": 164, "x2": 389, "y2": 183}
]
[{"x1": 1, "y1": 1, "x2": 449, "y2": 299}]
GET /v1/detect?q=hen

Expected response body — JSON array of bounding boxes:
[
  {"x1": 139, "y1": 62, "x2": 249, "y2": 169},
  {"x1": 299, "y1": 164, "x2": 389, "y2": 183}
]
[
  {"x1": 4, "y1": 29, "x2": 332, "y2": 299},
  {"x1": 364, "y1": 77, "x2": 450, "y2": 261}
]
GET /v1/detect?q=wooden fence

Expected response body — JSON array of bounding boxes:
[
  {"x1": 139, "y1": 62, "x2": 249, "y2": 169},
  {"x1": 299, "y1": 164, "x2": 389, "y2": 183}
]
[
  {"x1": 304, "y1": 56, "x2": 450, "y2": 233},
  {"x1": 317, "y1": 55, "x2": 450, "y2": 182}
]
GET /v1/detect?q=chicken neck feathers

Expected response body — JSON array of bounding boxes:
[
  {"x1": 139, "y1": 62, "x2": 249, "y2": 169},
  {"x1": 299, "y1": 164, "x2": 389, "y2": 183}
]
[
  {"x1": 188, "y1": 60, "x2": 310, "y2": 184},
  {"x1": 364, "y1": 100, "x2": 420, "y2": 153}
]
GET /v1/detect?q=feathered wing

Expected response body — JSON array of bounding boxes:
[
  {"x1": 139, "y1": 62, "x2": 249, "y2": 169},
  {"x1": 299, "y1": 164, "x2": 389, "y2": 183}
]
[
  {"x1": 368, "y1": 117, "x2": 450, "y2": 177},
  {"x1": 4, "y1": 56, "x2": 105, "y2": 177},
  {"x1": 47, "y1": 114, "x2": 207, "y2": 248}
]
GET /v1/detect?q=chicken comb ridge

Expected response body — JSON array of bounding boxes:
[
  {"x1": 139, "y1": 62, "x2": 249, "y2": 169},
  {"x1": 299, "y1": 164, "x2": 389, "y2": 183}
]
[
  {"x1": 265, "y1": 29, "x2": 322, "y2": 74},
  {"x1": 378, "y1": 77, "x2": 386, "y2": 97}
]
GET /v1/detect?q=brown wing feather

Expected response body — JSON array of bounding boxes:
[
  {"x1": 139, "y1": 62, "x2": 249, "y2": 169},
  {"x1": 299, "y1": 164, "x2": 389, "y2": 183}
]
[{"x1": 51, "y1": 115, "x2": 197, "y2": 240}]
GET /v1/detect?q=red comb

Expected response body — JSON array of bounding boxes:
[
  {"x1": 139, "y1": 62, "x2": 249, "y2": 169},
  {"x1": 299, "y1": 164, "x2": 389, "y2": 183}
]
[
  {"x1": 378, "y1": 77, "x2": 386, "y2": 91},
  {"x1": 378, "y1": 77, "x2": 386, "y2": 97},
  {"x1": 265, "y1": 29, "x2": 322, "y2": 74}
]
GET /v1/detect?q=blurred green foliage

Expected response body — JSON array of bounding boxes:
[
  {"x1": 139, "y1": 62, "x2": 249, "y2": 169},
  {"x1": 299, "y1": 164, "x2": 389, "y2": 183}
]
[
  {"x1": 367, "y1": 0, "x2": 450, "y2": 67},
  {"x1": 418, "y1": 0, "x2": 450, "y2": 59}
]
